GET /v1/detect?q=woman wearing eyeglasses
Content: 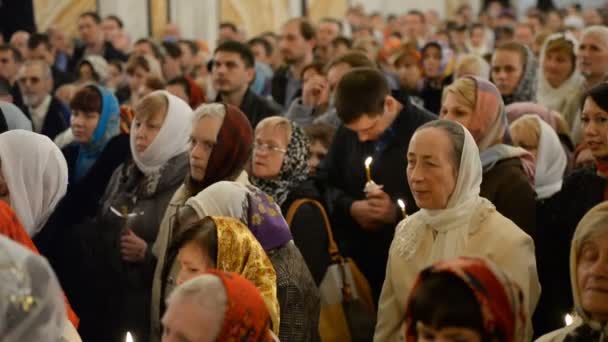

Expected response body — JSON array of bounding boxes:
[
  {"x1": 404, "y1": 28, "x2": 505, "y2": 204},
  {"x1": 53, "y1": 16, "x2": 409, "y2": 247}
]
[{"x1": 250, "y1": 116, "x2": 331, "y2": 287}]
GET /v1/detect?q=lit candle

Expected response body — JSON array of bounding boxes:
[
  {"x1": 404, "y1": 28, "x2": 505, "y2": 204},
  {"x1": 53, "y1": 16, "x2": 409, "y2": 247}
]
[
  {"x1": 397, "y1": 199, "x2": 407, "y2": 218},
  {"x1": 126, "y1": 332, "x2": 134, "y2": 342},
  {"x1": 364, "y1": 156, "x2": 373, "y2": 182},
  {"x1": 564, "y1": 314, "x2": 573, "y2": 326}
]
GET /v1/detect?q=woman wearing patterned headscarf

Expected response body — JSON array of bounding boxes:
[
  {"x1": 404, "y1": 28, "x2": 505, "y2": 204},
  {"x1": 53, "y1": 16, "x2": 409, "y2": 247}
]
[
  {"x1": 250, "y1": 116, "x2": 332, "y2": 286},
  {"x1": 491, "y1": 42, "x2": 537, "y2": 105},
  {"x1": 440, "y1": 76, "x2": 537, "y2": 236},
  {"x1": 404, "y1": 257, "x2": 527, "y2": 342}
]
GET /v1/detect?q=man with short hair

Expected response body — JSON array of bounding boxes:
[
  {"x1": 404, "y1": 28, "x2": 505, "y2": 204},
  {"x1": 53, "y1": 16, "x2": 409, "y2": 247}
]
[
  {"x1": 316, "y1": 18, "x2": 342, "y2": 64},
  {"x1": 161, "y1": 41, "x2": 183, "y2": 80},
  {"x1": 27, "y1": 33, "x2": 74, "y2": 89},
  {"x1": 272, "y1": 18, "x2": 316, "y2": 108},
  {"x1": 69, "y1": 11, "x2": 127, "y2": 72},
  {"x1": 401, "y1": 10, "x2": 427, "y2": 47},
  {"x1": 0, "y1": 44, "x2": 25, "y2": 109},
  {"x1": 178, "y1": 39, "x2": 199, "y2": 76},
  {"x1": 218, "y1": 22, "x2": 240, "y2": 44},
  {"x1": 17, "y1": 60, "x2": 69, "y2": 139},
  {"x1": 317, "y1": 67, "x2": 435, "y2": 303},
  {"x1": 10, "y1": 30, "x2": 29, "y2": 59},
  {"x1": 212, "y1": 41, "x2": 281, "y2": 128},
  {"x1": 248, "y1": 37, "x2": 273, "y2": 66}
]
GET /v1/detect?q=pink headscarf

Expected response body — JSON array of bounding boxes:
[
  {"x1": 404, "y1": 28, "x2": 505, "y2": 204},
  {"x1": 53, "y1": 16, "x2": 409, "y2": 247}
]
[{"x1": 505, "y1": 102, "x2": 557, "y2": 130}]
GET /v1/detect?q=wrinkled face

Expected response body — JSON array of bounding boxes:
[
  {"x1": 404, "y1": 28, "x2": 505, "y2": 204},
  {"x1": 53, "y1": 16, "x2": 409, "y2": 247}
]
[
  {"x1": 578, "y1": 33, "x2": 608, "y2": 80},
  {"x1": 133, "y1": 110, "x2": 167, "y2": 154},
  {"x1": 18, "y1": 64, "x2": 51, "y2": 108},
  {"x1": 252, "y1": 125, "x2": 288, "y2": 179},
  {"x1": 422, "y1": 46, "x2": 442, "y2": 78},
  {"x1": 543, "y1": 49, "x2": 575, "y2": 88},
  {"x1": 78, "y1": 15, "x2": 101, "y2": 45},
  {"x1": 71, "y1": 110, "x2": 100, "y2": 144},
  {"x1": 440, "y1": 92, "x2": 475, "y2": 133},
  {"x1": 176, "y1": 242, "x2": 213, "y2": 285},
  {"x1": 491, "y1": 49, "x2": 524, "y2": 96},
  {"x1": 581, "y1": 97, "x2": 608, "y2": 160},
  {"x1": 162, "y1": 298, "x2": 219, "y2": 342},
  {"x1": 0, "y1": 50, "x2": 19, "y2": 82},
  {"x1": 413, "y1": 322, "x2": 482, "y2": 342},
  {"x1": 189, "y1": 116, "x2": 223, "y2": 181},
  {"x1": 317, "y1": 22, "x2": 340, "y2": 46},
  {"x1": 577, "y1": 232, "x2": 608, "y2": 322},
  {"x1": 211, "y1": 51, "x2": 254, "y2": 95},
  {"x1": 279, "y1": 21, "x2": 312, "y2": 65},
  {"x1": 407, "y1": 128, "x2": 457, "y2": 210},
  {"x1": 397, "y1": 58, "x2": 422, "y2": 90},
  {"x1": 308, "y1": 139, "x2": 328, "y2": 176},
  {"x1": 102, "y1": 18, "x2": 120, "y2": 41}
]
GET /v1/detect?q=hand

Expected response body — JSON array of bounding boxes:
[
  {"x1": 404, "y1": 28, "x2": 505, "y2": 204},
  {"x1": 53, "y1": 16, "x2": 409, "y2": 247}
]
[
  {"x1": 120, "y1": 228, "x2": 148, "y2": 263},
  {"x1": 366, "y1": 189, "x2": 398, "y2": 225},
  {"x1": 350, "y1": 200, "x2": 383, "y2": 231},
  {"x1": 302, "y1": 75, "x2": 329, "y2": 107}
]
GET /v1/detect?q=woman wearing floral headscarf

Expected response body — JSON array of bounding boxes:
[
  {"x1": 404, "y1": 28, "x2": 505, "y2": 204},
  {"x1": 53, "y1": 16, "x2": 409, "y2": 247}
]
[
  {"x1": 250, "y1": 116, "x2": 331, "y2": 286},
  {"x1": 404, "y1": 257, "x2": 527, "y2": 342},
  {"x1": 440, "y1": 76, "x2": 537, "y2": 236}
]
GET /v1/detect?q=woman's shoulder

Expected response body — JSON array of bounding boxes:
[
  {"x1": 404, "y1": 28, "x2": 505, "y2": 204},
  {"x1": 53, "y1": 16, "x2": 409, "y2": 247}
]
[{"x1": 475, "y1": 206, "x2": 532, "y2": 243}]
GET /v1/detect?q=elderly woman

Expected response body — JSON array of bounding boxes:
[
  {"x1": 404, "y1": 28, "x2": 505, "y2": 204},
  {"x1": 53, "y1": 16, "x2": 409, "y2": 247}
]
[
  {"x1": 491, "y1": 42, "x2": 537, "y2": 105},
  {"x1": 169, "y1": 216, "x2": 280, "y2": 334},
  {"x1": 250, "y1": 116, "x2": 331, "y2": 285},
  {"x1": 75, "y1": 91, "x2": 192, "y2": 342},
  {"x1": 536, "y1": 33, "x2": 584, "y2": 130},
  {"x1": 162, "y1": 271, "x2": 274, "y2": 341},
  {"x1": 374, "y1": 120, "x2": 539, "y2": 341},
  {"x1": 440, "y1": 76, "x2": 536, "y2": 236},
  {"x1": 538, "y1": 201, "x2": 608, "y2": 341},
  {"x1": 403, "y1": 257, "x2": 527, "y2": 342},
  {"x1": 182, "y1": 181, "x2": 320, "y2": 341},
  {"x1": 537, "y1": 83, "x2": 608, "y2": 335}
]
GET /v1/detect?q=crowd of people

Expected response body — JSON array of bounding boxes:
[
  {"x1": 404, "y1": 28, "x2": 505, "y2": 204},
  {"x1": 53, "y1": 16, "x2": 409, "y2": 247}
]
[{"x1": 1, "y1": 1, "x2": 608, "y2": 341}]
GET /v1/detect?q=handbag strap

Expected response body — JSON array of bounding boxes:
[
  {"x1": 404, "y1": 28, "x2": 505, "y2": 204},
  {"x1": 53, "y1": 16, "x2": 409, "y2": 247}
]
[{"x1": 285, "y1": 198, "x2": 341, "y2": 263}]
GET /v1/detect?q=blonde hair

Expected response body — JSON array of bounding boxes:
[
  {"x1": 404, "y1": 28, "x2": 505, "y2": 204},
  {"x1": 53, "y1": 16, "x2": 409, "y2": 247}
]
[
  {"x1": 192, "y1": 103, "x2": 226, "y2": 123},
  {"x1": 255, "y1": 116, "x2": 293, "y2": 144},
  {"x1": 510, "y1": 115, "x2": 541, "y2": 148},
  {"x1": 134, "y1": 92, "x2": 168, "y2": 121},
  {"x1": 454, "y1": 54, "x2": 490, "y2": 80},
  {"x1": 442, "y1": 77, "x2": 477, "y2": 110}
]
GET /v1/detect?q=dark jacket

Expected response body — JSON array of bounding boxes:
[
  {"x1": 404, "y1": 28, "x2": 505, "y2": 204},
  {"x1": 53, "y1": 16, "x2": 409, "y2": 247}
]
[
  {"x1": 282, "y1": 179, "x2": 332, "y2": 285},
  {"x1": 317, "y1": 97, "x2": 435, "y2": 301},
  {"x1": 0, "y1": 107, "x2": 7, "y2": 133},
  {"x1": 271, "y1": 66, "x2": 301, "y2": 109},
  {"x1": 216, "y1": 88, "x2": 282, "y2": 129},
  {"x1": 480, "y1": 157, "x2": 536, "y2": 236},
  {"x1": 52, "y1": 65, "x2": 76, "y2": 90},
  {"x1": 23, "y1": 96, "x2": 70, "y2": 140},
  {"x1": 68, "y1": 41, "x2": 128, "y2": 73},
  {"x1": 420, "y1": 75, "x2": 453, "y2": 115},
  {"x1": 533, "y1": 167, "x2": 606, "y2": 337}
]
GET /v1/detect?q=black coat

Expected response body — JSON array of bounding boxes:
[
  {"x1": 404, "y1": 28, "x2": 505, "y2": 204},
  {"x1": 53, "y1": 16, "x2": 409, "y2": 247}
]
[
  {"x1": 0, "y1": 107, "x2": 7, "y2": 133},
  {"x1": 533, "y1": 167, "x2": 606, "y2": 337},
  {"x1": 271, "y1": 66, "x2": 301, "y2": 109},
  {"x1": 317, "y1": 97, "x2": 435, "y2": 301},
  {"x1": 216, "y1": 88, "x2": 282, "y2": 129},
  {"x1": 68, "y1": 41, "x2": 128, "y2": 74},
  {"x1": 52, "y1": 65, "x2": 76, "y2": 90},
  {"x1": 281, "y1": 179, "x2": 332, "y2": 286},
  {"x1": 23, "y1": 96, "x2": 70, "y2": 140}
]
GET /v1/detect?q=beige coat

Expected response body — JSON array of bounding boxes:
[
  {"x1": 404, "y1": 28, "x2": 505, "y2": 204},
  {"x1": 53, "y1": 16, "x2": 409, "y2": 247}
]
[{"x1": 373, "y1": 209, "x2": 541, "y2": 342}]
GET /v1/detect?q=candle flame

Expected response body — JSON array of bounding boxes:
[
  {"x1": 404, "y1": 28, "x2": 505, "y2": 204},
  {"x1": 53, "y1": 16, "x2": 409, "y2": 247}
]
[
  {"x1": 397, "y1": 199, "x2": 405, "y2": 210},
  {"x1": 126, "y1": 332, "x2": 134, "y2": 342},
  {"x1": 365, "y1": 156, "x2": 373, "y2": 168},
  {"x1": 564, "y1": 314, "x2": 573, "y2": 326}
]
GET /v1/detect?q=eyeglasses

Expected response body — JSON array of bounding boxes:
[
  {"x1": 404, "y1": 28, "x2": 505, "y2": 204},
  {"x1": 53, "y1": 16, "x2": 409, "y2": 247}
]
[
  {"x1": 253, "y1": 142, "x2": 287, "y2": 154},
  {"x1": 18, "y1": 76, "x2": 41, "y2": 85}
]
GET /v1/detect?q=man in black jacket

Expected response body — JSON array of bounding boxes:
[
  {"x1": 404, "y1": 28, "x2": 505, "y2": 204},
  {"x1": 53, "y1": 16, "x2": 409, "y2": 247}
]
[
  {"x1": 212, "y1": 41, "x2": 281, "y2": 129},
  {"x1": 317, "y1": 67, "x2": 435, "y2": 302},
  {"x1": 68, "y1": 12, "x2": 127, "y2": 73}
]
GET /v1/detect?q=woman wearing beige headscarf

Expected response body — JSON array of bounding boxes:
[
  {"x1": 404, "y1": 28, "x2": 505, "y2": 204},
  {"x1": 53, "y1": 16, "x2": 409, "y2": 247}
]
[{"x1": 374, "y1": 120, "x2": 540, "y2": 341}]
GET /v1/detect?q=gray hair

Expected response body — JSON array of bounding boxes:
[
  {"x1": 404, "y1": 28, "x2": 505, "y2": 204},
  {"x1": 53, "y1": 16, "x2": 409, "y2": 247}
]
[
  {"x1": 193, "y1": 103, "x2": 226, "y2": 123},
  {"x1": 416, "y1": 120, "x2": 465, "y2": 170},
  {"x1": 581, "y1": 25, "x2": 608, "y2": 48},
  {"x1": 166, "y1": 274, "x2": 227, "y2": 339},
  {"x1": 20, "y1": 59, "x2": 52, "y2": 80}
]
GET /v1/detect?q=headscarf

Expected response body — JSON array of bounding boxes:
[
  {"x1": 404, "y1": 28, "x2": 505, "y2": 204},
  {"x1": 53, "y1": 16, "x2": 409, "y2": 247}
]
[
  {"x1": 130, "y1": 90, "x2": 193, "y2": 175},
  {"x1": 73, "y1": 85, "x2": 120, "y2": 182},
  {"x1": 567, "y1": 202, "x2": 608, "y2": 340},
  {"x1": 186, "y1": 181, "x2": 293, "y2": 251},
  {"x1": 536, "y1": 32, "x2": 584, "y2": 116},
  {"x1": 185, "y1": 76, "x2": 206, "y2": 108},
  {"x1": 186, "y1": 104, "x2": 253, "y2": 195},
  {"x1": 207, "y1": 270, "x2": 274, "y2": 342},
  {"x1": 0, "y1": 201, "x2": 80, "y2": 328},
  {"x1": 0, "y1": 235, "x2": 66, "y2": 341},
  {"x1": 79, "y1": 55, "x2": 110, "y2": 84},
  {"x1": 250, "y1": 122, "x2": 309, "y2": 207},
  {"x1": 209, "y1": 216, "x2": 280, "y2": 334},
  {"x1": 505, "y1": 102, "x2": 557, "y2": 129},
  {"x1": 462, "y1": 76, "x2": 535, "y2": 183},
  {"x1": 501, "y1": 45, "x2": 537, "y2": 105},
  {"x1": 0, "y1": 130, "x2": 68, "y2": 236},
  {"x1": 519, "y1": 115, "x2": 567, "y2": 199},
  {"x1": 404, "y1": 256, "x2": 527, "y2": 342},
  {"x1": 0, "y1": 101, "x2": 32, "y2": 131},
  {"x1": 395, "y1": 122, "x2": 496, "y2": 263}
]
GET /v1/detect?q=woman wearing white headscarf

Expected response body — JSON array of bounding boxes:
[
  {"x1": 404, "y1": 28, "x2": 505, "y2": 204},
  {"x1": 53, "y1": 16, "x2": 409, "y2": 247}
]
[
  {"x1": 374, "y1": 120, "x2": 540, "y2": 342},
  {"x1": 74, "y1": 91, "x2": 192, "y2": 342},
  {"x1": 0, "y1": 130, "x2": 68, "y2": 236},
  {"x1": 0, "y1": 234, "x2": 81, "y2": 341}
]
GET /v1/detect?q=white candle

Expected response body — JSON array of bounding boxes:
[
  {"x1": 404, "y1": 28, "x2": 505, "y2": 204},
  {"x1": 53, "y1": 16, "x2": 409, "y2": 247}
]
[
  {"x1": 364, "y1": 156, "x2": 373, "y2": 182},
  {"x1": 126, "y1": 332, "x2": 134, "y2": 342},
  {"x1": 564, "y1": 314, "x2": 573, "y2": 326},
  {"x1": 397, "y1": 199, "x2": 407, "y2": 218}
]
